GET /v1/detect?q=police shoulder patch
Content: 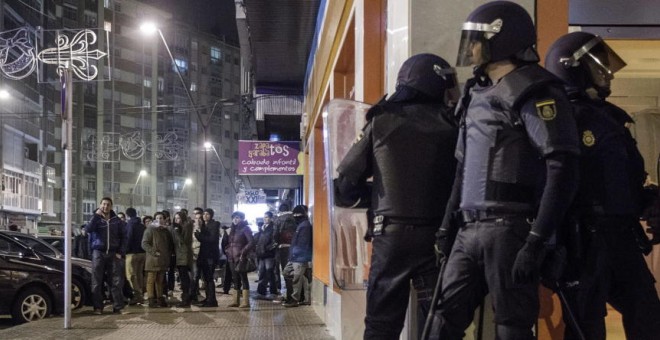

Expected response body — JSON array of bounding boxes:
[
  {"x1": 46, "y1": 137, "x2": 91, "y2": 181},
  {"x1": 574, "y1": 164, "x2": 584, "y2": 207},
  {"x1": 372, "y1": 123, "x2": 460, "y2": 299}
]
[
  {"x1": 535, "y1": 99, "x2": 557, "y2": 121},
  {"x1": 582, "y1": 130, "x2": 596, "y2": 147}
]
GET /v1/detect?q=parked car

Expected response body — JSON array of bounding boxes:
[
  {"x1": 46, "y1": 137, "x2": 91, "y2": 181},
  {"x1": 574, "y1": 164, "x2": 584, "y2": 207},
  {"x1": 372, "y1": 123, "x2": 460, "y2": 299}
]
[
  {"x1": 0, "y1": 232, "x2": 93, "y2": 319},
  {"x1": 37, "y1": 235, "x2": 68, "y2": 253}
]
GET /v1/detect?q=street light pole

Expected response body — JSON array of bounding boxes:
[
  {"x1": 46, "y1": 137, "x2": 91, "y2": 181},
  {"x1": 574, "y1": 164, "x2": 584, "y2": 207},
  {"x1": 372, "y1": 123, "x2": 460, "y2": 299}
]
[{"x1": 130, "y1": 170, "x2": 147, "y2": 207}]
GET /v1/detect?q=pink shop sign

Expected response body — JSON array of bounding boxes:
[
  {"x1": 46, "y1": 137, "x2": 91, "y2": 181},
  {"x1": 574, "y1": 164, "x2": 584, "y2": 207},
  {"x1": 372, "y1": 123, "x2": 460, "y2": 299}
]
[{"x1": 238, "y1": 141, "x2": 302, "y2": 175}]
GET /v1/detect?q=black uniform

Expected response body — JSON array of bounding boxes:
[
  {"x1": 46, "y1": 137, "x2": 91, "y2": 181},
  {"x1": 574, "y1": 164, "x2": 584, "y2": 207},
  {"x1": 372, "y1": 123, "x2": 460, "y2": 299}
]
[
  {"x1": 559, "y1": 97, "x2": 660, "y2": 340},
  {"x1": 430, "y1": 65, "x2": 579, "y2": 340},
  {"x1": 336, "y1": 98, "x2": 457, "y2": 339},
  {"x1": 544, "y1": 31, "x2": 660, "y2": 340}
]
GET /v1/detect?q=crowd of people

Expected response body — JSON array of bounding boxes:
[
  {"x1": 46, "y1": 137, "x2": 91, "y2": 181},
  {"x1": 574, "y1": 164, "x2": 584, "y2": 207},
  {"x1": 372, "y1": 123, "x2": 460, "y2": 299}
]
[
  {"x1": 74, "y1": 197, "x2": 313, "y2": 315},
  {"x1": 334, "y1": 1, "x2": 660, "y2": 339}
]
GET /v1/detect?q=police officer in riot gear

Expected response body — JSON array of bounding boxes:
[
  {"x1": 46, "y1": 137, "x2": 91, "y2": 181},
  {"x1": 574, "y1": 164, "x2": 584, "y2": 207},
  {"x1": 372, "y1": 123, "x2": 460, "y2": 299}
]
[
  {"x1": 334, "y1": 53, "x2": 459, "y2": 340},
  {"x1": 545, "y1": 31, "x2": 660, "y2": 340},
  {"x1": 428, "y1": 2, "x2": 580, "y2": 339}
]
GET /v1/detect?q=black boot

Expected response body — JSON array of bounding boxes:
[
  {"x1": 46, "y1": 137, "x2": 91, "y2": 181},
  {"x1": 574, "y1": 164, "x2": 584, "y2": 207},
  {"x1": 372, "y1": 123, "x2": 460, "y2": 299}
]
[
  {"x1": 201, "y1": 282, "x2": 218, "y2": 307},
  {"x1": 176, "y1": 293, "x2": 191, "y2": 308}
]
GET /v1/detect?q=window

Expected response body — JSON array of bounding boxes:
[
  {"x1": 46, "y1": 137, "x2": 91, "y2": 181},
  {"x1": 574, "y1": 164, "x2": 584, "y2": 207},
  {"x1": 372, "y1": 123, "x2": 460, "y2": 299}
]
[
  {"x1": 233, "y1": 132, "x2": 238, "y2": 140},
  {"x1": 190, "y1": 82, "x2": 197, "y2": 92},
  {"x1": 83, "y1": 202, "x2": 95, "y2": 214},
  {"x1": 224, "y1": 149, "x2": 230, "y2": 157},
  {"x1": 103, "y1": 181, "x2": 119, "y2": 193},
  {"x1": 104, "y1": 21, "x2": 112, "y2": 32},
  {"x1": 87, "y1": 180, "x2": 95, "y2": 191},
  {"x1": 104, "y1": 0, "x2": 111, "y2": 8},
  {"x1": 173, "y1": 58, "x2": 188, "y2": 73},
  {"x1": 157, "y1": 77, "x2": 164, "y2": 92},
  {"x1": 114, "y1": 3, "x2": 121, "y2": 12},
  {"x1": 210, "y1": 47, "x2": 221, "y2": 63},
  {"x1": 63, "y1": 5, "x2": 77, "y2": 21},
  {"x1": 143, "y1": 99, "x2": 151, "y2": 108},
  {"x1": 143, "y1": 79, "x2": 151, "y2": 88},
  {"x1": 224, "y1": 130, "x2": 230, "y2": 138}
]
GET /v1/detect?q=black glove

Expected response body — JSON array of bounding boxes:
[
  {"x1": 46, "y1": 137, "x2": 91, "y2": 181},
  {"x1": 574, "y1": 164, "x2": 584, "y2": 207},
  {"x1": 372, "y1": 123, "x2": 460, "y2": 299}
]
[
  {"x1": 512, "y1": 234, "x2": 546, "y2": 285},
  {"x1": 434, "y1": 228, "x2": 452, "y2": 266}
]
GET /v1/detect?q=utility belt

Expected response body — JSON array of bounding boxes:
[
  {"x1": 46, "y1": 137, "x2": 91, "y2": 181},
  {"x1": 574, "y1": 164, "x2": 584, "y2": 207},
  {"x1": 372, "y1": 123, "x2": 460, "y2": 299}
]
[
  {"x1": 460, "y1": 209, "x2": 534, "y2": 223},
  {"x1": 371, "y1": 215, "x2": 436, "y2": 236}
]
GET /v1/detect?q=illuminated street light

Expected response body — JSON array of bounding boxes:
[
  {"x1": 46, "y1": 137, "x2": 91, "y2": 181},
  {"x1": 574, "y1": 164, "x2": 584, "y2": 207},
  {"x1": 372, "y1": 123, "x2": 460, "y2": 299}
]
[
  {"x1": 130, "y1": 169, "x2": 147, "y2": 207},
  {"x1": 179, "y1": 177, "x2": 192, "y2": 198},
  {"x1": 140, "y1": 22, "x2": 203, "y2": 126}
]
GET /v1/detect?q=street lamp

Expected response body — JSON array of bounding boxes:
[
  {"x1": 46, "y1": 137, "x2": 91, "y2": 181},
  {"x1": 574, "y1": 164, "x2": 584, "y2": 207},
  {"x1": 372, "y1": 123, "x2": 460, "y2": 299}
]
[
  {"x1": 180, "y1": 177, "x2": 192, "y2": 198},
  {"x1": 0, "y1": 89, "x2": 9, "y2": 100},
  {"x1": 140, "y1": 22, "x2": 203, "y2": 125},
  {"x1": 130, "y1": 169, "x2": 147, "y2": 207}
]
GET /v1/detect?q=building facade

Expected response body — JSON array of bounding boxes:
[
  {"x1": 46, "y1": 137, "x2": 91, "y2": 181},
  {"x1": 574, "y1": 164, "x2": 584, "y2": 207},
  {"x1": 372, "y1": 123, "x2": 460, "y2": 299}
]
[{"x1": 0, "y1": 0, "x2": 244, "y2": 232}]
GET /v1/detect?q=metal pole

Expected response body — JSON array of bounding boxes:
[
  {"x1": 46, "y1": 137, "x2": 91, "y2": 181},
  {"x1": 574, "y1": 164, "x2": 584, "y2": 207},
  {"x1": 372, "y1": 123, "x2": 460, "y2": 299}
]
[
  {"x1": 203, "y1": 128, "x2": 208, "y2": 208},
  {"x1": 62, "y1": 66, "x2": 73, "y2": 329}
]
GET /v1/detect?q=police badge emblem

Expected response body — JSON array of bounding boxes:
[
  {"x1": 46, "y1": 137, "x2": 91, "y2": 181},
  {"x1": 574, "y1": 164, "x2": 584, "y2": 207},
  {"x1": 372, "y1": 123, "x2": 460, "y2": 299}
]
[
  {"x1": 582, "y1": 130, "x2": 596, "y2": 147},
  {"x1": 535, "y1": 100, "x2": 557, "y2": 120}
]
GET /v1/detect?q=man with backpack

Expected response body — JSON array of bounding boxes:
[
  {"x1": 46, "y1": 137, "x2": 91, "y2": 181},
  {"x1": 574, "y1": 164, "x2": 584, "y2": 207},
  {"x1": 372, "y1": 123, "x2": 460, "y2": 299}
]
[{"x1": 545, "y1": 31, "x2": 660, "y2": 340}]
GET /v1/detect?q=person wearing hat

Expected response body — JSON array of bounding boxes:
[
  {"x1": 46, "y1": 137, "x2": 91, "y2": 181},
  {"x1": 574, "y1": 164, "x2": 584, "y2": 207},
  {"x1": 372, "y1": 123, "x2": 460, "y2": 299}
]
[
  {"x1": 334, "y1": 53, "x2": 459, "y2": 338},
  {"x1": 282, "y1": 205, "x2": 313, "y2": 308},
  {"x1": 194, "y1": 208, "x2": 220, "y2": 307},
  {"x1": 225, "y1": 211, "x2": 255, "y2": 308},
  {"x1": 429, "y1": 2, "x2": 579, "y2": 339}
]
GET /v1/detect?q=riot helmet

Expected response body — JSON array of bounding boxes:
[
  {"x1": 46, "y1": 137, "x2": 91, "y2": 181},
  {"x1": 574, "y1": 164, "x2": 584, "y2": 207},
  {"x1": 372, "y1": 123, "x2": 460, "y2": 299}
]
[
  {"x1": 456, "y1": 1, "x2": 539, "y2": 67},
  {"x1": 388, "y1": 53, "x2": 459, "y2": 106},
  {"x1": 545, "y1": 32, "x2": 626, "y2": 99}
]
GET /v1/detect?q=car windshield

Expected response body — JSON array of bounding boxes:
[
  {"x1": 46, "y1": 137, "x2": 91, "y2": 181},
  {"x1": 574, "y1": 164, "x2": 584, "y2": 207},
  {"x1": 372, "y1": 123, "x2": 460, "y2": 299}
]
[{"x1": 12, "y1": 235, "x2": 62, "y2": 258}]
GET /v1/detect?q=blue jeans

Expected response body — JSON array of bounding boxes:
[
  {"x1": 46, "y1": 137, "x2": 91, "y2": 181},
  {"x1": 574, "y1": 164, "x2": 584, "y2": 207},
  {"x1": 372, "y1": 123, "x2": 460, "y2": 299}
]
[
  {"x1": 91, "y1": 250, "x2": 125, "y2": 310},
  {"x1": 257, "y1": 257, "x2": 277, "y2": 295}
]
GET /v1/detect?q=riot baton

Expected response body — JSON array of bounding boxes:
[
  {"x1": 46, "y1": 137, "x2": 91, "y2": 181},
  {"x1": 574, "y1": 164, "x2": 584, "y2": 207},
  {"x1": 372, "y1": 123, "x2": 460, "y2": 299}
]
[
  {"x1": 421, "y1": 257, "x2": 448, "y2": 340},
  {"x1": 555, "y1": 283, "x2": 586, "y2": 340}
]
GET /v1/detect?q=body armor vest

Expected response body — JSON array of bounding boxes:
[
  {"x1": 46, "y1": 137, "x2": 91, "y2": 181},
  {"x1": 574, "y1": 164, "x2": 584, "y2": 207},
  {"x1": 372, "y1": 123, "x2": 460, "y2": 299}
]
[
  {"x1": 459, "y1": 65, "x2": 559, "y2": 212},
  {"x1": 572, "y1": 99, "x2": 645, "y2": 215},
  {"x1": 371, "y1": 102, "x2": 457, "y2": 218}
]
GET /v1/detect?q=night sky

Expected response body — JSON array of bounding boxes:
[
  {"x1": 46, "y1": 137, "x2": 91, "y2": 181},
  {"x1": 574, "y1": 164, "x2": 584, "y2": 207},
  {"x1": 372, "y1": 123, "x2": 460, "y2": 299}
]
[{"x1": 139, "y1": 0, "x2": 239, "y2": 46}]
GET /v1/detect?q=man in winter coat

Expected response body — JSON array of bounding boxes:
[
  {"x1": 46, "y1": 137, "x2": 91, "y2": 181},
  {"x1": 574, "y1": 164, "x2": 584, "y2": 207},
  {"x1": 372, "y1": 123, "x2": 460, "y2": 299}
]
[
  {"x1": 125, "y1": 207, "x2": 146, "y2": 305},
  {"x1": 282, "y1": 205, "x2": 313, "y2": 307},
  {"x1": 85, "y1": 197, "x2": 128, "y2": 314},
  {"x1": 142, "y1": 212, "x2": 174, "y2": 308},
  {"x1": 256, "y1": 211, "x2": 279, "y2": 298}
]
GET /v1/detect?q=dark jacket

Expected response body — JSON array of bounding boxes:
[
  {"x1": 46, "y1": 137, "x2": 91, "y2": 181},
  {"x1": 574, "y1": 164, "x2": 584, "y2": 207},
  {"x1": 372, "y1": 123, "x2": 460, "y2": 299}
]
[
  {"x1": 195, "y1": 219, "x2": 220, "y2": 261},
  {"x1": 85, "y1": 210, "x2": 127, "y2": 255},
  {"x1": 255, "y1": 222, "x2": 277, "y2": 259},
  {"x1": 335, "y1": 100, "x2": 458, "y2": 220},
  {"x1": 225, "y1": 221, "x2": 255, "y2": 261},
  {"x1": 74, "y1": 232, "x2": 90, "y2": 260},
  {"x1": 290, "y1": 217, "x2": 312, "y2": 262},
  {"x1": 142, "y1": 224, "x2": 174, "y2": 271},
  {"x1": 125, "y1": 216, "x2": 146, "y2": 254},
  {"x1": 274, "y1": 212, "x2": 296, "y2": 245},
  {"x1": 171, "y1": 220, "x2": 193, "y2": 267}
]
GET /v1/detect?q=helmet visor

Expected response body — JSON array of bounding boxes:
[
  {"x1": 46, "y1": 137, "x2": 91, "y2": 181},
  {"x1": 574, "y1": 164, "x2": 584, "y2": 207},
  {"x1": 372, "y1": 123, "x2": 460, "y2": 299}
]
[
  {"x1": 456, "y1": 30, "x2": 491, "y2": 67},
  {"x1": 578, "y1": 37, "x2": 626, "y2": 79}
]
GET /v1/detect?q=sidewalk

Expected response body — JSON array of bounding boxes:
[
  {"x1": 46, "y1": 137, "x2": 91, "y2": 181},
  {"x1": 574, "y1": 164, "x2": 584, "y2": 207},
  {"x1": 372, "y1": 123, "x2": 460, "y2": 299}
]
[{"x1": 0, "y1": 290, "x2": 334, "y2": 340}]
